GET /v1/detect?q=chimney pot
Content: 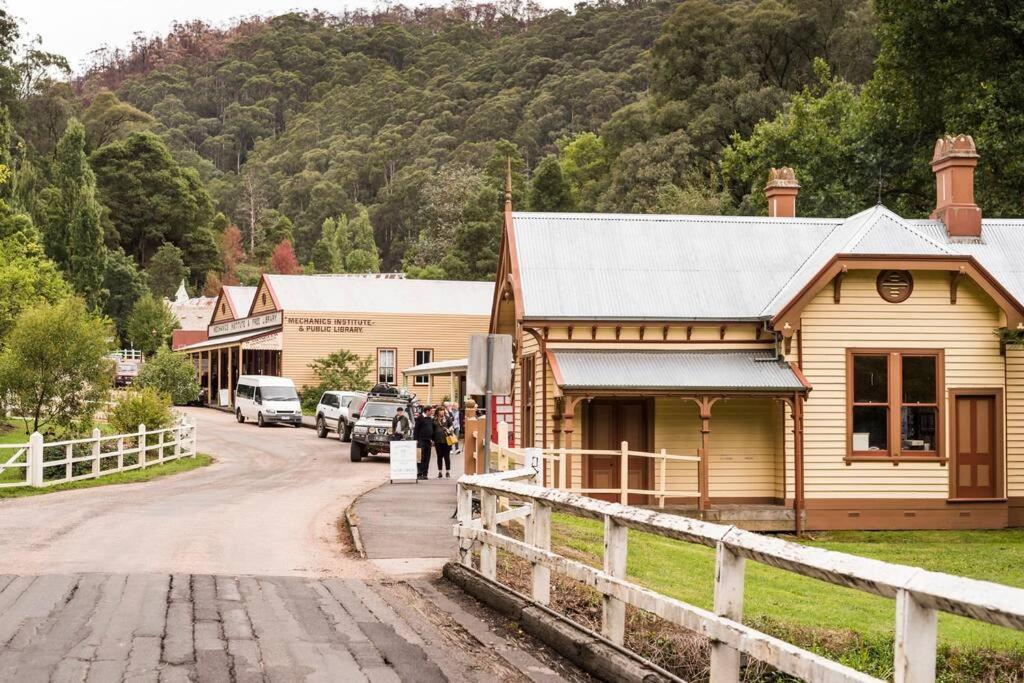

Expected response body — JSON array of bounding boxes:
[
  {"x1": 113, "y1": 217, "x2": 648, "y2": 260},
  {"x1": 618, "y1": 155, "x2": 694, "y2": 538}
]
[
  {"x1": 765, "y1": 167, "x2": 800, "y2": 218},
  {"x1": 930, "y1": 134, "x2": 981, "y2": 238}
]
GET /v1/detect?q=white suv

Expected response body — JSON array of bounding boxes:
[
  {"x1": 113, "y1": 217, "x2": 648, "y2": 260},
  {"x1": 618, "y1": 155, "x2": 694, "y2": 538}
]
[{"x1": 314, "y1": 391, "x2": 366, "y2": 441}]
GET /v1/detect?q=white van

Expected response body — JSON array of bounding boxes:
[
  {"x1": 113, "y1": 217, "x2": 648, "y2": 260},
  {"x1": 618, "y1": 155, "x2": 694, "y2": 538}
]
[{"x1": 234, "y1": 375, "x2": 303, "y2": 428}]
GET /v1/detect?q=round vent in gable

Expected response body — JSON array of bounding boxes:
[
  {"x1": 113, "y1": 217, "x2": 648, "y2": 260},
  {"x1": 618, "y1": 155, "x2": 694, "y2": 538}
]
[{"x1": 876, "y1": 270, "x2": 913, "y2": 303}]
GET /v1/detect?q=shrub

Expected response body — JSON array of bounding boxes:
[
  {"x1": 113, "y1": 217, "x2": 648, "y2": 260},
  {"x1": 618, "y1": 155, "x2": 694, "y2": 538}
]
[
  {"x1": 109, "y1": 387, "x2": 174, "y2": 434},
  {"x1": 137, "y1": 347, "x2": 201, "y2": 405},
  {"x1": 301, "y1": 349, "x2": 375, "y2": 414}
]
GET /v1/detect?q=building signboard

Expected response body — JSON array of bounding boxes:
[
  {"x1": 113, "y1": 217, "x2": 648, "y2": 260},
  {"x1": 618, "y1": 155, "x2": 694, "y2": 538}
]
[
  {"x1": 209, "y1": 310, "x2": 283, "y2": 338},
  {"x1": 285, "y1": 316, "x2": 375, "y2": 334}
]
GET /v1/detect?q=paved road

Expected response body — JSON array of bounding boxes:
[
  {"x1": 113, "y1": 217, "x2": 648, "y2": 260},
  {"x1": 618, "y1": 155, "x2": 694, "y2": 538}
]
[{"x1": 0, "y1": 408, "x2": 390, "y2": 576}]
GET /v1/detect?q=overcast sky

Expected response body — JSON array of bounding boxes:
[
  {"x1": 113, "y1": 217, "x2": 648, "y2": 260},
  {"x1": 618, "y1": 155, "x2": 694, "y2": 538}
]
[{"x1": 8, "y1": 0, "x2": 576, "y2": 73}]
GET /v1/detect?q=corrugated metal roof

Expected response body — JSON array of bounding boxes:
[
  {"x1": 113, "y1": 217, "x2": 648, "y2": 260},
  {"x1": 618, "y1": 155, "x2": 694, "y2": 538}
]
[
  {"x1": 263, "y1": 274, "x2": 494, "y2": 315},
  {"x1": 402, "y1": 358, "x2": 468, "y2": 375},
  {"x1": 223, "y1": 286, "x2": 256, "y2": 317},
  {"x1": 513, "y1": 208, "x2": 1024, "y2": 321},
  {"x1": 512, "y1": 213, "x2": 840, "y2": 320},
  {"x1": 550, "y1": 349, "x2": 806, "y2": 392},
  {"x1": 177, "y1": 328, "x2": 275, "y2": 352}
]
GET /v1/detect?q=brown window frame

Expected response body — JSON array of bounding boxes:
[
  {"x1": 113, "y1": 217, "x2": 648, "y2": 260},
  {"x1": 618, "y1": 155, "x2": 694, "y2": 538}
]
[
  {"x1": 845, "y1": 349, "x2": 945, "y2": 463},
  {"x1": 376, "y1": 347, "x2": 397, "y2": 385},
  {"x1": 413, "y1": 348, "x2": 433, "y2": 386}
]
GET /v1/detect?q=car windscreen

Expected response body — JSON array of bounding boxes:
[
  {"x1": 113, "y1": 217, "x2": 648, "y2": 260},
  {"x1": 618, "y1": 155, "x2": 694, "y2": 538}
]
[
  {"x1": 360, "y1": 402, "x2": 401, "y2": 419},
  {"x1": 261, "y1": 386, "x2": 298, "y2": 401}
]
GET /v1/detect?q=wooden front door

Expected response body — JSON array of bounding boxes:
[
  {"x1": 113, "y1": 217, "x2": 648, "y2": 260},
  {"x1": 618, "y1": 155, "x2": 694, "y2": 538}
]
[
  {"x1": 586, "y1": 400, "x2": 650, "y2": 503},
  {"x1": 952, "y1": 395, "x2": 998, "y2": 499}
]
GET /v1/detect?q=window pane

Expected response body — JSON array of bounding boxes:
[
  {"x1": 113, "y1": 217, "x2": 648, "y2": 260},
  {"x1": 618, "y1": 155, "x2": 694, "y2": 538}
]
[
  {"x1": 853, "y1": 355, "x2": 888, "y2": 403},
  {"x1": 902, "y1": 356, "x2": 936, "y2": 404},
  {"x1": 902, "y1": 406, "x2": 937, "y2": 451},
  {"x1": 852, "y1": 406, "x2": 888, "y2": 451}
]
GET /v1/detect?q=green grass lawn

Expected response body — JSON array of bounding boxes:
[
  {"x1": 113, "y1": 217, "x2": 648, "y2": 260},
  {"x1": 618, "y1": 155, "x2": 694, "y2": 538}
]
[
  {"x1": 0, "y1": 453, "x2": 213, "y2": 498},
  {"x1": 552, "y1": 515, "x2": 1024, "y2": 652}
]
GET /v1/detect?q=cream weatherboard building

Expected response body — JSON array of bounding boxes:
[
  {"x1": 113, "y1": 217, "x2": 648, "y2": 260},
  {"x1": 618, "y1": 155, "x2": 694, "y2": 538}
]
[
  {"x1": 180, "y1": 274, "x2": 493, "y2": 406},
  {"x1": 493, "y1": 135, "x2": 1024, "y2": 531}
]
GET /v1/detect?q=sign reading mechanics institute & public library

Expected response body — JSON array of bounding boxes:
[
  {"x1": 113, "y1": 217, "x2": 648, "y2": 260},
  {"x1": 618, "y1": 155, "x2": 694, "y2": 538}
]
[
  {"x1": 209, "y1": 310, "x2": 283, "y2": 338},
  {"x1": 286, "y1": 316, "x2": 375, "y2": 334}
]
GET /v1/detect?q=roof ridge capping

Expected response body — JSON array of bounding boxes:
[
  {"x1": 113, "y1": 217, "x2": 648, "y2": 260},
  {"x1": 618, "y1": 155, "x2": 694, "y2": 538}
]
[{"x1": 510, "y1": 211, "x2": 843, "y2": 225}]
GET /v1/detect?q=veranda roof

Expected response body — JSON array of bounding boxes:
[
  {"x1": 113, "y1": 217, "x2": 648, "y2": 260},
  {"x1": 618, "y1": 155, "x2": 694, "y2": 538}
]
[
  {"x1": 402, "y1": 358, "x2": 468, "y2": 376},
  {"x1": 548, "y1": 349, "x2": 807, "y2": 393}
]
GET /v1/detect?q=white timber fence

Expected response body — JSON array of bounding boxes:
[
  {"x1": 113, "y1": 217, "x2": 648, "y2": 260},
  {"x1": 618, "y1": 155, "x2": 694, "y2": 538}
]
[
  {"x1": 0, "y1": 416, "x2": 198, "y2": 489},
  {"x1": 454, "y1": 460, "x2": 1024, "y2": 683},
  {"x1": 472, "y1": 421, "x2": 701, "y2": 506}
]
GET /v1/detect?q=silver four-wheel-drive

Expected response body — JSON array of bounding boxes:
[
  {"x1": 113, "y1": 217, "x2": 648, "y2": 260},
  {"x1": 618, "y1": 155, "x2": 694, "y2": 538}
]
[
  {"x1": 348, "y1": 385, "x2": 418, "y2": 462},
  {"x1": 313, "y1": 391, "x2": 366, "y2": 441}
]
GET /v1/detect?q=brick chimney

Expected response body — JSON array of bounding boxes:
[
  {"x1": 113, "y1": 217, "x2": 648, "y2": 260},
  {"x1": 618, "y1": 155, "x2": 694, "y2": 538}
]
[
  {"x1": 930, "y1": 134, "x2": 981, "y2": 238},
  {"x1": 765, "y1": 167, "x2": 800, "y2": 218}
]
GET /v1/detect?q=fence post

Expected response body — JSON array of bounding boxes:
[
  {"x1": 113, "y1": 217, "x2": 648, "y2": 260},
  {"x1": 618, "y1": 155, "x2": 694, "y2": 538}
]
[
  {"x1": 558, "y1": 446, "x2": 567, "y2": 490},
  {"x1": 480, "y1": 489, "x2": 497, "y2": 580},
  {"x1": 620, "y1": 441, "x2": 629, "y2": 504},
  {"x1": 456, "y1": 483, "x2": 474, "y2": 569},
  {"x1": 158, "y1": 430, "x2": 165, "y2": 463},
  {"x1": 191, "y1": 418, "x2": 198, "y2": 457},
  {"x1": 601, "y1": 514, "x2": 627, "y2": 646},
  {"x1": 28, "y1": 432, "x2": 44, "y2": 487},
  {"x1": 138, "y1": 423, "x2": 147, "y2": 469},
  {"x1": 174, "y1": 421, "x2": 182, "y2": 460},
  {"x1": 710, "y1": 541, "x2": 746, "y2": 683},
  {"x1": 527, "y1": 502, "x2": 551, "y2": 605},
  {"x1": 659, "y1": 449, "x2": 667, "y2": 509},
  {"x1": 894, "y1": 588, "x2": 938, "y2": 683},
  {"x1": 497, "y1": 420, "x2": 509, "y2": 472},
  {"x1": 91, "y1": 428, "x2": 101, "y2": 478}
]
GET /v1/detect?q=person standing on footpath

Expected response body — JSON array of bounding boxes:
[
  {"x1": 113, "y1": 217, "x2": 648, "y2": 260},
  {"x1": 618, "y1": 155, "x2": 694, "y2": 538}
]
[
  {"x1": 414, "y1": 405, "x2": 434, "y2": 480},
  {"x1": 391, "y1": 406, "x2": 411, "y2": 440},
  {"x1": 433, "y1": 405, "x2": 454, "y2": 479}
]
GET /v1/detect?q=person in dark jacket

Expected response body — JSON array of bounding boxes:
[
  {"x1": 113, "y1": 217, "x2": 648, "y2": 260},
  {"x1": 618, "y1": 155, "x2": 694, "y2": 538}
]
[
  {"x1": 414, "y1": 405, "x2": 434, "y2": 480},
  {"x1": 433, "y1": 406, "x2": 454, "y2": 478}
]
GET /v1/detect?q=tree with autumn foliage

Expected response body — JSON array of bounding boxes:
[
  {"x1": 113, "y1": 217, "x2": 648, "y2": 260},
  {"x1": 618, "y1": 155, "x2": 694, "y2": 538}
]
[
  {"x1": 220, "y1": 223, "x2": 244, "y2": 284},
  {"x1": 269, "y1": 239, "x2": 301, "y2": 275},
  {"x1": 202, "y1": 270, "x2": 222, "y2": 297}
]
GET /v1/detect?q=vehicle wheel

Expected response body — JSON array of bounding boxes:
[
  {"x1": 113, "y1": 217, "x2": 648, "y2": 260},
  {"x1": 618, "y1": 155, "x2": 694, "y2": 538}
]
[
  {"x1": 236, "y1": 409, "x2": 245, "y2": 424},
  {"x1": 350, "y1": 442, "x2": 364, "y2": 462},
  {"x1": 340, "y1": 420, "x2": 352, "y2": 442},
  {"x1": 257, "y1": 413, "x2": 266, "y2": 428},
  {"x1": 316, "y1": 416, "x2": 327, "y2": 438}
]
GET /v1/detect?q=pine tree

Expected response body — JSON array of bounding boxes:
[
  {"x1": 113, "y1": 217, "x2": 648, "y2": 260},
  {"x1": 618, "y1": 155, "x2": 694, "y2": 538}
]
[
  {"x1": 50, "y1": 118, "x2": 106, "y2": 308},
  {"x1": 529, "y1": 156, "x2": 574, "y2": 212}
]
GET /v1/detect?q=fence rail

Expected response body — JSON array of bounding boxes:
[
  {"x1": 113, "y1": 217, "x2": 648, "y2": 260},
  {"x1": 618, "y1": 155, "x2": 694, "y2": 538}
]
[
  {"x1": 454, "y1": 464, "x2": 1024, "y2": 683},
  {"x1": 0, "y1": 417, "x2": 198, "y2": 489},
  {"x1": 467, "y1": 421, "x2": 701, "y2": 506}
]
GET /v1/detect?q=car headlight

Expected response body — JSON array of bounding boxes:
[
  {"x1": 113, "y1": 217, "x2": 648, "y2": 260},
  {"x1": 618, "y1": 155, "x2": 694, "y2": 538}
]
[{"x1": 265, "y1": 409, "x2": 276, "y2": 414}]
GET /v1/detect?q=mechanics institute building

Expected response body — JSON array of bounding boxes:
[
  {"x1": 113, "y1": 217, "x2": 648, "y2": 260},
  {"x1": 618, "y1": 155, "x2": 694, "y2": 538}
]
[{"x1": 179, "y1": 274, "x2": 493, "y2": 407}]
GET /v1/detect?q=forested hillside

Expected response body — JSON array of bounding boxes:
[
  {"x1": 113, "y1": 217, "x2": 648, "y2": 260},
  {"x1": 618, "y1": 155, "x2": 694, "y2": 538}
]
[{"x1": 0, "y1": 0, "x2": 1020, "y2": 347}]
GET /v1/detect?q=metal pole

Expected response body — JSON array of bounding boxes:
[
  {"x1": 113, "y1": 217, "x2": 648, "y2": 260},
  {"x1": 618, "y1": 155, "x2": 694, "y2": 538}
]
[{"x1": 484, "y1": 335, "x2": 493, "y2": 473}]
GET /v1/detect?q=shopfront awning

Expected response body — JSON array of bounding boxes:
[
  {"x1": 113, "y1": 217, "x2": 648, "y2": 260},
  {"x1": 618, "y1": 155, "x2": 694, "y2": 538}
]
[
  {"x1": 178, "y1": 328, "x2": 281, "y2": 353},
  {"x1": 547, "y1": 349, "x2": 809, "y2": 393},
  {"x1": 401, "y1": 357, "x2": 468, "y2": 377}
]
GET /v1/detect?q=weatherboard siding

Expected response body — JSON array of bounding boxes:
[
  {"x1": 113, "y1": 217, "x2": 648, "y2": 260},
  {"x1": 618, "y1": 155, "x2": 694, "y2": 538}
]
[
  {"x1": 1006, "y1": 347, "x2": 1024, "y2": 499},
  {"x1": 279, "y1": 310, "x2": 488, "y2": 393},
  {"x1": 250, "y1": 281, "x2": 277, "y2": 315},
  {"x1": 794, "y1": 270, "x2": 1005, "y2": 500}
]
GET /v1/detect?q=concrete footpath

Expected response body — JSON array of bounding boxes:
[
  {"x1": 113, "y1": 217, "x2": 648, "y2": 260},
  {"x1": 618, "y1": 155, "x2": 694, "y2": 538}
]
[{"x1": 352, "y1": 445, "x2": 464, "y2": 578}]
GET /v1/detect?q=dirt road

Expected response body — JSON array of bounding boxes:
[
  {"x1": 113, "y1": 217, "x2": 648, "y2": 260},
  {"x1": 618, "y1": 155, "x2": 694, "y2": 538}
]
[{"x1": 0, "y1": 408, "x2": 389, "y2": 576}]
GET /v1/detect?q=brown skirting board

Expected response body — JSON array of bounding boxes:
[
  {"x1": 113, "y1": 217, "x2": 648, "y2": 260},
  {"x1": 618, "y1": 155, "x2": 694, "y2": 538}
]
[
  {"x1": 1010, "y1": 497, "x2": 1024, "y2": 527},
  {"x1": 804, "y1": 498, "x2": 1009, "y2": 531}
]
